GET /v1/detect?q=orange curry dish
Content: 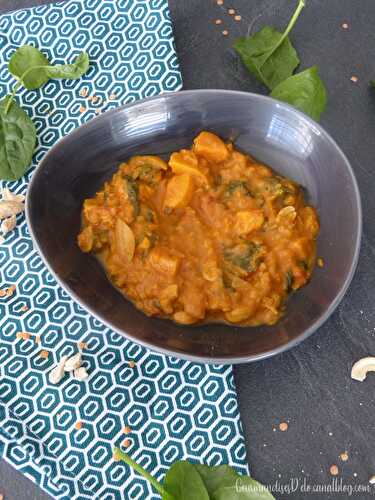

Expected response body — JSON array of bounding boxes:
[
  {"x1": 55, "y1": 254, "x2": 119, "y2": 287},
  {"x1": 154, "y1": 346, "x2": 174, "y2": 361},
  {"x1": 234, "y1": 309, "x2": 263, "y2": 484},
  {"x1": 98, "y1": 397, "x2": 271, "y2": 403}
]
[{"x1": 78, "y1": 131, "x2": 319, "y2": 326}]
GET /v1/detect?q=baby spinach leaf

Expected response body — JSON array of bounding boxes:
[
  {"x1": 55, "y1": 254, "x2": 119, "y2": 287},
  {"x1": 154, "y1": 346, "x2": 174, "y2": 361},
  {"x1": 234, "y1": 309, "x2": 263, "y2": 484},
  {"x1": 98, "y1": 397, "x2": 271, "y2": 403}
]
[
  {"x1": 194, "y1": 464, "x2": 237, "y2": 495},
  {"x1": 163, "y1": 461, "x2": 210, "y2": 500},
  {"x1": 213, "y1": 476, "x2": 275, "y2": 500},
  {"x1": 234, "y1": 27, "x2": 299, "y2": 91},
  {"x1": 8, "y1": 45, "x2": 89, "y2": 90},
  {"x1": 114, "y1": 448, "x2": 274, "y2": 500},
  {"x1": 8, "y1": 45, "x2": 50, "y2": 90},
  {"x1": 233, "y1": 0, "x2": 305, "y2": 90},
  {"x1": 45, "y1": 51, "x2": 89, "y2": 80},
  {"x1": 270, "y1": 66, "x2": 327, "y2": 121},
  {"x1": 0, "y1": 96, "x2": 36, "y2": 180}
]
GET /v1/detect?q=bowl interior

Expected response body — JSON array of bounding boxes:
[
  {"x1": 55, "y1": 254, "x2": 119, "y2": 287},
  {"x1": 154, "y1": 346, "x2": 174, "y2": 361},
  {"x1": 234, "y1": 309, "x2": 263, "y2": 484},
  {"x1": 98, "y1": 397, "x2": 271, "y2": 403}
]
[{"x1": 26, "y1": 90, "x2": 361, "y2": 363}]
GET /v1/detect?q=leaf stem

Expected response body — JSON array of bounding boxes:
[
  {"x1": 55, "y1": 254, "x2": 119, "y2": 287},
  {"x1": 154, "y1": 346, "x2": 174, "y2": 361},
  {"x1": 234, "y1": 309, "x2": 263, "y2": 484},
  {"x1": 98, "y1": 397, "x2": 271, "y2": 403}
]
[
  {"x1": 113, "y1": 447, "x2": 167, "y2": 497},
  {"x1": 4, "y1": 80, "x2": 21, "y2": 114},
  {"x1": 4, "y1": 64, "x2": 50, "y2": 114},
  {"x1": 272, "y1": 0, "x2": 305, "y2": 55},
  {"x1": 281, "y1": 0, "x2": 305, "y2": 46}
]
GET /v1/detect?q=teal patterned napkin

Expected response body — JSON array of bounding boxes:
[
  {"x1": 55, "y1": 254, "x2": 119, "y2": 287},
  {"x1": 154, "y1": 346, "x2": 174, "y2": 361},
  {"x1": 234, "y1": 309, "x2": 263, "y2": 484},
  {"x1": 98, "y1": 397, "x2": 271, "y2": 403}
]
[{"x1": 0, "y1": 1, "x2": 248, "y2": 498}]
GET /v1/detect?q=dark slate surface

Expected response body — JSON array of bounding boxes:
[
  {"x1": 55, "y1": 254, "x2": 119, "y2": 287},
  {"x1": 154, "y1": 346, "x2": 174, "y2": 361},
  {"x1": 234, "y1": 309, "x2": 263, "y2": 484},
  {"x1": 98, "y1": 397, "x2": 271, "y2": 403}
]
[{"x1": 1, "y1": 0, "x2": 375, "y2": 499}]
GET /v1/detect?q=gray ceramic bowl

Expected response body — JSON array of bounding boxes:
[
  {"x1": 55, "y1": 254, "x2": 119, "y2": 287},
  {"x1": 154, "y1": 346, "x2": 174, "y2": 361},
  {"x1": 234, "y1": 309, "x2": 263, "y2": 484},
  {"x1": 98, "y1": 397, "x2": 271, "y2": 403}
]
[{"x1": 26, "y1": 90, "x2": 362, "y2": 364}]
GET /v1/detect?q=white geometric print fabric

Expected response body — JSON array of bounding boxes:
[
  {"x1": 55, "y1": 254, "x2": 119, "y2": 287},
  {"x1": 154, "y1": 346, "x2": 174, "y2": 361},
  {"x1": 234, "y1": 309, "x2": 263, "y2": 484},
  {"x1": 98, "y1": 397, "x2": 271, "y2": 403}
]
[{"x1": 0, "y1": 0, "x2": 248, "y2": 498}]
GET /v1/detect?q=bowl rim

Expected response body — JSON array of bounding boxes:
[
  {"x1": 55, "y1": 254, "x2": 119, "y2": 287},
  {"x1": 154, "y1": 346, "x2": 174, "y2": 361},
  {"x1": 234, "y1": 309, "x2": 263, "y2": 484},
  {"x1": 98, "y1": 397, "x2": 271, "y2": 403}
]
[{"x1": 25, "y1": 89, "x2": 363, "y2": 365}]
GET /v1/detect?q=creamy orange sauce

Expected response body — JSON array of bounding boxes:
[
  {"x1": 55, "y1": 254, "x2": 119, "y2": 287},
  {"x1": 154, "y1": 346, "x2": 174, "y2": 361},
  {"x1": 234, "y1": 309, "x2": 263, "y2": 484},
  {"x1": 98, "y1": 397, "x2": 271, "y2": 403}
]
[{"x1": 78, "y1": 131, "x2": 319, "y2": 326}]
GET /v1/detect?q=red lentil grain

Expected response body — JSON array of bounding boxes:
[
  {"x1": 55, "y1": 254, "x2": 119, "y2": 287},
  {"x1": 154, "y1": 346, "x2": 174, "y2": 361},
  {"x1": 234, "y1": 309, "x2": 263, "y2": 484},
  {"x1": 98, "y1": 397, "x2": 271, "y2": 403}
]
[{"x1": 330, "y1": 465, "x2": 339, "y2": 476}]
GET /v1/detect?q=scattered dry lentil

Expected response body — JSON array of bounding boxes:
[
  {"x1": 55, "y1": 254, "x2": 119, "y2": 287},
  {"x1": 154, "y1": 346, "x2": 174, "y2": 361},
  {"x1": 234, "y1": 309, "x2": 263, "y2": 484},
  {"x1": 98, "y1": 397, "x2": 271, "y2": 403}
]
[
  {"x1": 79, "y1": 105, "x2": 87, "y2": 113},
  {"x1": 92, "y1": 96, "x2": 98, "y2": 103},
  {"x1": 369, "y1": 475, "x2": 375, "y2": 484},
  {"x1": 123, "y1": 426, "x2": 131, "y2": 434},
  {"x1": 0, "y1": 290, "x2": 6, "y2": 297},
  {"x1": 79, "y1": 88, "x2": 88, "y2": 97},
  {"x1": 214, "y1": 19, "x2": 222, "y2": 25},
  {"x1": 222, "y1": 30, "x2": 229, "y2": 36},
  {"x1": 6, "y1": 285, "x2": 16, "y2": 297},
  {"x1": 228, "y1": 8, "x2": 235, "y2": 15},
  {"x1": 317, "y1": 258, "x2": 324, "y2": 268},
  {"x1": 109, "y1": 94, "x2": 117, "y2": 100},
  {"x1": 35, "y1": 335, "x2": 41, "y2": 344},
  {"x1": 216, "y1": 0, "x2": 224, "y2": 4},
  {"x1": 340, "y1": 452, "x2": 349, "y2": 462},
  {"x1": 40, "y1": 350, "x2": 49, "y2": 359},
  {"x1": 21, "y1": 304, "x2": 29, "y2": 312},
  {"x1": 123, "y1": 438, "x2": 131, "y2": 448},
  {"x1": 78, "y1": 341, "x2": 87, "y2": 349},
  {"x1": 234, "y1": 15, "x2": 242, "y2": 21},
  {"x1": 16, "y1": 332, "x2": 30, "y2": 340},
  {"x1": 330, "y1": 464, "x2": 339, "y2": 476},
  {"x1": 75, "y1": 421, "x2": 83, "y2": 430},
  {"x1": 350, "y1": 76, "x2": 358, "y2": 83},
  {"x1": 342, "y1": 22, "x2": 349, "y2": 30},
  {"x1": 129, "y1": 360, "x2": 136, "y2": 368},
  {"x1": 279, "y1": 422, "x2": 288, "y2": 432}
]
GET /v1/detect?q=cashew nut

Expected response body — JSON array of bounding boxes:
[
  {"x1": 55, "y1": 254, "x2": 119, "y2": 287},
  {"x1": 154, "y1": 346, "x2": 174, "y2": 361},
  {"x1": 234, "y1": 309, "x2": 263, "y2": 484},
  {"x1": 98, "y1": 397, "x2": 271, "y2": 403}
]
[
  {"x1": 2, "y1": 187, "x2": 25, "y2": 203},
  {"x1": 48, "y1": 355, "x2": 68, "y2": 384},
  {"x1": 1, "y1": 215, "x2": 16, "y2": 236},
  {"x1": 351, "y1": 357, "x2": 375, "y2": 382},
  {"x1": 64, "y1": 352, "x2": 82, "y2": 372},
  {"x1": 74, "y1": 366, "x2": 89, "y2": 381}
]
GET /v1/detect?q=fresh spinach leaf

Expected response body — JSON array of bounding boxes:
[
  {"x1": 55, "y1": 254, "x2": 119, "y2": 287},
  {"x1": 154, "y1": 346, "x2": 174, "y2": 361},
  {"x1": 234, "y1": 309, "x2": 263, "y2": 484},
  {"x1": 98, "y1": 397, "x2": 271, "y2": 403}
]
[
  {"x1": 0, "y1": 96, "x2": 36, "y2": 180},
  {"x1": 114, "y1": 448, "x2": 273, "y2": 500},
  {"x1": 194, "y1": 464, "x2": 237, "y2": 495},
  {"x1": 8, "y1": 45, "x2": 50, "y2": 90},
  {"x1": 163, "y1": 461, "x2": 210, "y2": 500},
  {"x1": 233, "y1": 0, "x2": 305, "y2": 90},
  {"x1": 45, "y1": 51, "x2": 89, "y2": 80},
  {"x1": 8, "y1": 45, "x2": 89, "y2": 90},
  {"x1": 212, "y1": 475, "x2": 275, "y2": 500},
  {"x1": 270, "y1": 66, "x2": 327, "y2": 121}
]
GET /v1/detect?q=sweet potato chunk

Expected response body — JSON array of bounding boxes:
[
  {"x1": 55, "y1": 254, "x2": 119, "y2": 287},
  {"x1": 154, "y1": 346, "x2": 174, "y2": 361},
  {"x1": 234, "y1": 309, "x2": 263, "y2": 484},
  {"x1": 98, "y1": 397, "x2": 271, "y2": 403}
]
[
  {"x1": 164, "y1": 174, "x2": 194, "y2": 210},
  {"x1": 193, "y1": 131, "x2": 229, "y2": 162},
  {"x1": 129, "y1": 155, "x2": 167, "y2": 170},
  {"x1": 234, "y1": 210, "x2": 265, "y2": 235},
  {"x1": 149, "y1": 247, "x2": 180, "y2": 276},
  {"x1": 169, "y1": 150, "x2": 208, "y2": 185}
]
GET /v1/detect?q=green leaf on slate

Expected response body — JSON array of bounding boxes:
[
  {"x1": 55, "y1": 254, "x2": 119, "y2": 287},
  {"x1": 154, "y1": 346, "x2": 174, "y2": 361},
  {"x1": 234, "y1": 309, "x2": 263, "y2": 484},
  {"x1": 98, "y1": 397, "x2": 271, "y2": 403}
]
[
  {"x1": 8, "y1": 45, "x2": 50, "y2": 90},
  {"x1": 233, "y1": 0, "x2": 305, "y2": 90},
  {"x1": 270, "y1": 66, "x2": 327, "y2": 121},
  {"x1": 234, "y1": 27, "x2": 300, "y2": 90},
  {"x1": 8, "y1": 45, "x2": 89, "y2": 90},
  {"x1": 0, "y1": 96, "x2": 36, "y2": 180},
  {"x1": 163, "y1": 461, "x2": 210, "y2": 500}
]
